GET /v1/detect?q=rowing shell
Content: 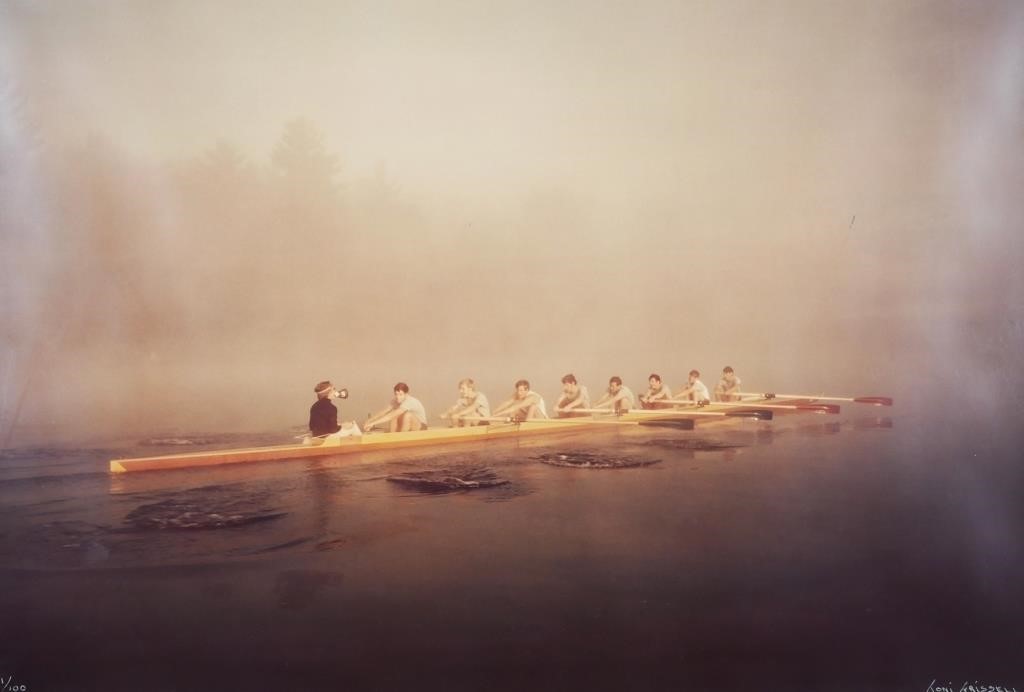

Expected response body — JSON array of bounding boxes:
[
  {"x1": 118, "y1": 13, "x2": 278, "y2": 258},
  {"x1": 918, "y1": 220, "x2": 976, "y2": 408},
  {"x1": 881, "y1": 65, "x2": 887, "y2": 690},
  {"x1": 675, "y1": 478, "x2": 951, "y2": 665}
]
[
  {"x1": 108, "y1": 399, "x2": 788, "y2": 474},
  {"x1": 108, "y1": 417, "x2": 664, "y2": 473}
]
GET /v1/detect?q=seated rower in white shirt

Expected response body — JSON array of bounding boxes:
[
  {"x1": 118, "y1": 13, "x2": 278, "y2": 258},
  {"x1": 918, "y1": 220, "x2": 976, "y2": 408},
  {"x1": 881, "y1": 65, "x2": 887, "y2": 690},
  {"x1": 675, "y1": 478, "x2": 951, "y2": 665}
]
[
  {"x1": 714, "y1": 366, "x2": 742, "y2": 402},
  {"x1": 555, "y1": 373, "x2": 591, "y2": 418},
  {"x1": 675, "y1": 369, "x2": 711, "y2": 404},
  {"x1": 364, "y1": 382, "x2": 428, "y2": 432},
  {"x1": 593, "y1": 376, "x2": 636, "y2": 413},
  {"x1": 639, "y1": 373, "x2": 674, "y2": 409},
  {"x1": 492, "y1": 379, "x2": 547, "y2": 421},
  {"x1": 440, "y1": 378, "x2": 491, "y2": 427}
]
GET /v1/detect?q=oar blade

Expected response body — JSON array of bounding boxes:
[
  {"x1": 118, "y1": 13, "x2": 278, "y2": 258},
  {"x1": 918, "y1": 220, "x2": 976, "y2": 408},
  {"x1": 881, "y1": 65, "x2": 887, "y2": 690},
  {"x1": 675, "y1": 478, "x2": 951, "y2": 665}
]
[
  {"x1": 796, "y1": 404, "x2": 841, "y2": 414},
  {"x1": 637, "y1": 418, "x2": 696, "y2": 431},
  {"x1": 725, "y1": 409, "x2": 773, "y2": 421},
  {"x1": 853, "y1": 397, "x2": 893, "y2": 406}
]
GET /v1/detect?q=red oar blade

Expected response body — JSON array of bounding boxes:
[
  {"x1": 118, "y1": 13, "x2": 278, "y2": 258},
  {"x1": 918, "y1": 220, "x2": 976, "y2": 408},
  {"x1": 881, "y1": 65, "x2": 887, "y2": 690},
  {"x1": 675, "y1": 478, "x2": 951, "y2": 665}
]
[
  {"x1": 853, "y1": 397, "x2": 893, "y2": 406},
  {"x1": 796, "y1": 404, "x2": 841, "y2": 414},
  {"x1": 725, "y1": 409, "x2": 773, "y2": 421}
]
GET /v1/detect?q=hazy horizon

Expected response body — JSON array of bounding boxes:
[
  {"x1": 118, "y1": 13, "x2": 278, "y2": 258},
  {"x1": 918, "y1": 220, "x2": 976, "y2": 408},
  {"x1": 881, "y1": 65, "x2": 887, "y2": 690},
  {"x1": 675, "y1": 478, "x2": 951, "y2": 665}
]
[{"x1": 2, "y1": 0, "x2": 1022, "y2": 444}]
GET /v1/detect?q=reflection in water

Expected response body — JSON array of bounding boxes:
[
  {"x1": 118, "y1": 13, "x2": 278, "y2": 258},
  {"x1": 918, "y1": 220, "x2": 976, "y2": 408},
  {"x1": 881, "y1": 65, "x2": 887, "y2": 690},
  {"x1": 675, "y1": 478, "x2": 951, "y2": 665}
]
[
  {"x1": 640, "y1": 438, "x2": 747, "y2": 451},
  {"x1": 854, "y1": 417, "x2": 894, "y2": 430}
]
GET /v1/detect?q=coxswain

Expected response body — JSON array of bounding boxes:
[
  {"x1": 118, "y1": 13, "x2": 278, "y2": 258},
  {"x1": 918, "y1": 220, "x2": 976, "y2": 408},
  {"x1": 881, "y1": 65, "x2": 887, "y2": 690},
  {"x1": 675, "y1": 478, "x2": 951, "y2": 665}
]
[{"x1": 308, "y1": 381, "x2": 360, "y2": 442}]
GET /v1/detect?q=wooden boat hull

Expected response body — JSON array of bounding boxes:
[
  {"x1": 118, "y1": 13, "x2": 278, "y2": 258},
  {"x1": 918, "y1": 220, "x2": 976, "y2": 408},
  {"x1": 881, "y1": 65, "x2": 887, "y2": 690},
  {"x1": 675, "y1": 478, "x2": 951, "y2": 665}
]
[
  {"x1": 108, "y1": 398, "x2": 794, "y2": 474},
  {"x1": 111, "y1": 418, "x2": 599, "y2": 473}
]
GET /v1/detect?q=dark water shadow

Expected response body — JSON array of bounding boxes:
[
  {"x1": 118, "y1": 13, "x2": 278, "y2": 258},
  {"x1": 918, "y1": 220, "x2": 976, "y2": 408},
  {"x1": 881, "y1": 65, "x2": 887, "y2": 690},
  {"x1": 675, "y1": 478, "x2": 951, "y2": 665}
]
[
  {"x1": 533, "y1": 451, "x2": 661, "y2": 469},
  {"x1": 386, "y1": 466, "x2": 510, "y2": 494}
]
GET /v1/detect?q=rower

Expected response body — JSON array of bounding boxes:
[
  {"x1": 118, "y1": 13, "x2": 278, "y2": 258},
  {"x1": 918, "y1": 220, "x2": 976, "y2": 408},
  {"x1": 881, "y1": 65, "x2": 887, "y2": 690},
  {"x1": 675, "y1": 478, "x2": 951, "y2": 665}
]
[
  {"x1": 364, "y1": 382, "x2": 428, "y2": 432},
  {"x1": 554, "y1": 373, "x2": 591, "y2": 417},
  {"x1": 308, "y1": 381, "x2": 360, "y2": 442},
  {"x1": 593, "y1": 376, "x2": 635, "y2": 413},
  {"x1": 675, "y1": 369, "x2": 711, "y2": 404},
  {"x1": 492, "y1": 379, "x2": 548, "y2": 421},
  {"x1": 638, "y1": 373, "x2": 673, "y2": 409},
  {"x1": 440, "y1": 378, "x2": 491, "y2": 427},
  {"x1": 714, "y1": 366, "x2": 742, "y2": 402}
]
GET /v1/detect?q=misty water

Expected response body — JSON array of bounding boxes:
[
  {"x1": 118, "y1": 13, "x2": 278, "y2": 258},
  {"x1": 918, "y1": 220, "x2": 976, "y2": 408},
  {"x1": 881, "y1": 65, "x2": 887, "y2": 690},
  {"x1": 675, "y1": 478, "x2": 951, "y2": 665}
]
[{"x1": 1, "y1": 400, "x2": 1021, "y2": 691}]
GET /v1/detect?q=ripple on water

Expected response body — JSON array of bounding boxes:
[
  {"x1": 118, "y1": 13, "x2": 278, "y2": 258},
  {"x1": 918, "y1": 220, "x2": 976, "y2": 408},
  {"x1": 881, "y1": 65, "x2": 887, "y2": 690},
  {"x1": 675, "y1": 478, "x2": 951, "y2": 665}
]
[
  {"x1": 386, "y1": 466, "x2": 510, "y2": 493},
  {"x1": 125, "y1": 486, "x2": 286, "y2": 530},
  {"x1": 533, "y1": 451, "x2": 661, "y2": 469}
]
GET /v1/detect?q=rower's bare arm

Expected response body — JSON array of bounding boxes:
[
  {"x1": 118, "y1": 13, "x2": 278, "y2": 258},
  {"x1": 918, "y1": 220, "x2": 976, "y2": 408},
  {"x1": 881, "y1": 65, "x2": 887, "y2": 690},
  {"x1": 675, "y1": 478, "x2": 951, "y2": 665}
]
[
  {"x1": 562, "y1": 397, "x2": 584, "y2": 411},
  {"x1": 365, "y1": 405, "x2": 398, "y2": 427},
  {"x1": 492, "y1": 398, "x2": 516, "y2": 416},
  {"x1": 593, "y1": 393, "x2": 613, "y2": 409},
  {"x1": 451, "y1": 401, "x2": 478, "y2": 418}
]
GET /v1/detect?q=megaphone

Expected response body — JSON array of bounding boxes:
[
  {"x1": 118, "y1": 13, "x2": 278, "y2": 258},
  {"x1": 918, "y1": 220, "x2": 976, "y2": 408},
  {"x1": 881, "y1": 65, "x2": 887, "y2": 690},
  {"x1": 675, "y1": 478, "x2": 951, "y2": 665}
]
[{"x1": 335, "y1": 387, "x2": 349, "y2": 400}]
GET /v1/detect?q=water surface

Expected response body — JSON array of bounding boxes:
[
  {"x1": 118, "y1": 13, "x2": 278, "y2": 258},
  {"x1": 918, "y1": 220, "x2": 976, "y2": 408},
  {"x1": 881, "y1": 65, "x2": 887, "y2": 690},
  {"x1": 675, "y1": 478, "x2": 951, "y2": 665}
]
[{"x1": 1, "y1": 405, "x2": 1021, "y2": 691}]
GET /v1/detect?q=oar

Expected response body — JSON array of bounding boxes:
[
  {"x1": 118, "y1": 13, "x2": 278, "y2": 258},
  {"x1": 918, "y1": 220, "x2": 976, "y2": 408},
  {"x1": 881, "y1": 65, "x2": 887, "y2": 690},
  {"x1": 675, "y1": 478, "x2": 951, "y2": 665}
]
[
  {"x1": 666, "y1": 399, "x2": 840, "y2": 415},
  {"x1": 474, "y1": 412, "x2": 697, "y2": 431},
  {"x1": 530, "y1": 415, "x2": 697, "y2": 430},
  {"x1": 462, "y1": 415, "x2": 521, "y2": 424},
  {"x1": 626, "y1": 407, "x2": 774, "y2": 421},
  {"x1": 736, "y1": 392, "x2": 893, "y2": 406},
  {"x1": 568, "y1": 408, "x2": 630, "y2": 415}
]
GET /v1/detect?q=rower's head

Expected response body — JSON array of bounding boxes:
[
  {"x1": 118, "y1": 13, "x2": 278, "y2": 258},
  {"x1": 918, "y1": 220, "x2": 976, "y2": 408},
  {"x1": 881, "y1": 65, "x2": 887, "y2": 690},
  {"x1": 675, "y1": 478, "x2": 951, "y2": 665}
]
[
  {"x1": 722, "y1": 366, "x2": 735, "y2": 382},
  {"x1": 393, "y1": 381, "x2": 410, "y2": 403},
  {"x1": 315, "y1": 381, "x2": 334, "y2": 400},
  {"x1": 648, "y1": 373, "x2": 662, "y2": 388},
  {"x1": 561, "y1": 373, "x2": 578, "y2": 394},
  {"x1": 608, "y1": 376, "x2": 622, "y2": 393},
  {"x1": 514, "y1": 379, "x2": 530, "y2": 397},
  {"x1": 458, "y1": 378, "x2": 476, "y2": 397},
  {"x1": 689, "y1": 369, "x2": 700, "y2": 383}
]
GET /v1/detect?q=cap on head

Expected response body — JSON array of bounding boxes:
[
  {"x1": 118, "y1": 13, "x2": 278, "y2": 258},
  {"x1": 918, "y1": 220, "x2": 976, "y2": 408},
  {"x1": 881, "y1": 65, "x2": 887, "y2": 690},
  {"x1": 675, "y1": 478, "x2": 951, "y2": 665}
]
[{"x1": 315, "y1": 381, "x2": 333, "y2": 396}]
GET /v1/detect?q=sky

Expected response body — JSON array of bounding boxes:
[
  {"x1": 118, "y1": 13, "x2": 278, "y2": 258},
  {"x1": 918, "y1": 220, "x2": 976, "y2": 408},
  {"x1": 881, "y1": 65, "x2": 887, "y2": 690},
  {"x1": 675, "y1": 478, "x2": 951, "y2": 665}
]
[{"x1": 1, "y1": 0, "x2": 1022, "y2": 442}]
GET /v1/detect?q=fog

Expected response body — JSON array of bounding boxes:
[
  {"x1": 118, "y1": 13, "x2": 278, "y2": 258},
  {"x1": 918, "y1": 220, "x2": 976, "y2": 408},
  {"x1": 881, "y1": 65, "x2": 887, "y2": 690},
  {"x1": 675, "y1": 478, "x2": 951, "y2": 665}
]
[{"x1": 2, "y1": 0, "x2": 1022, "y2": 444}]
